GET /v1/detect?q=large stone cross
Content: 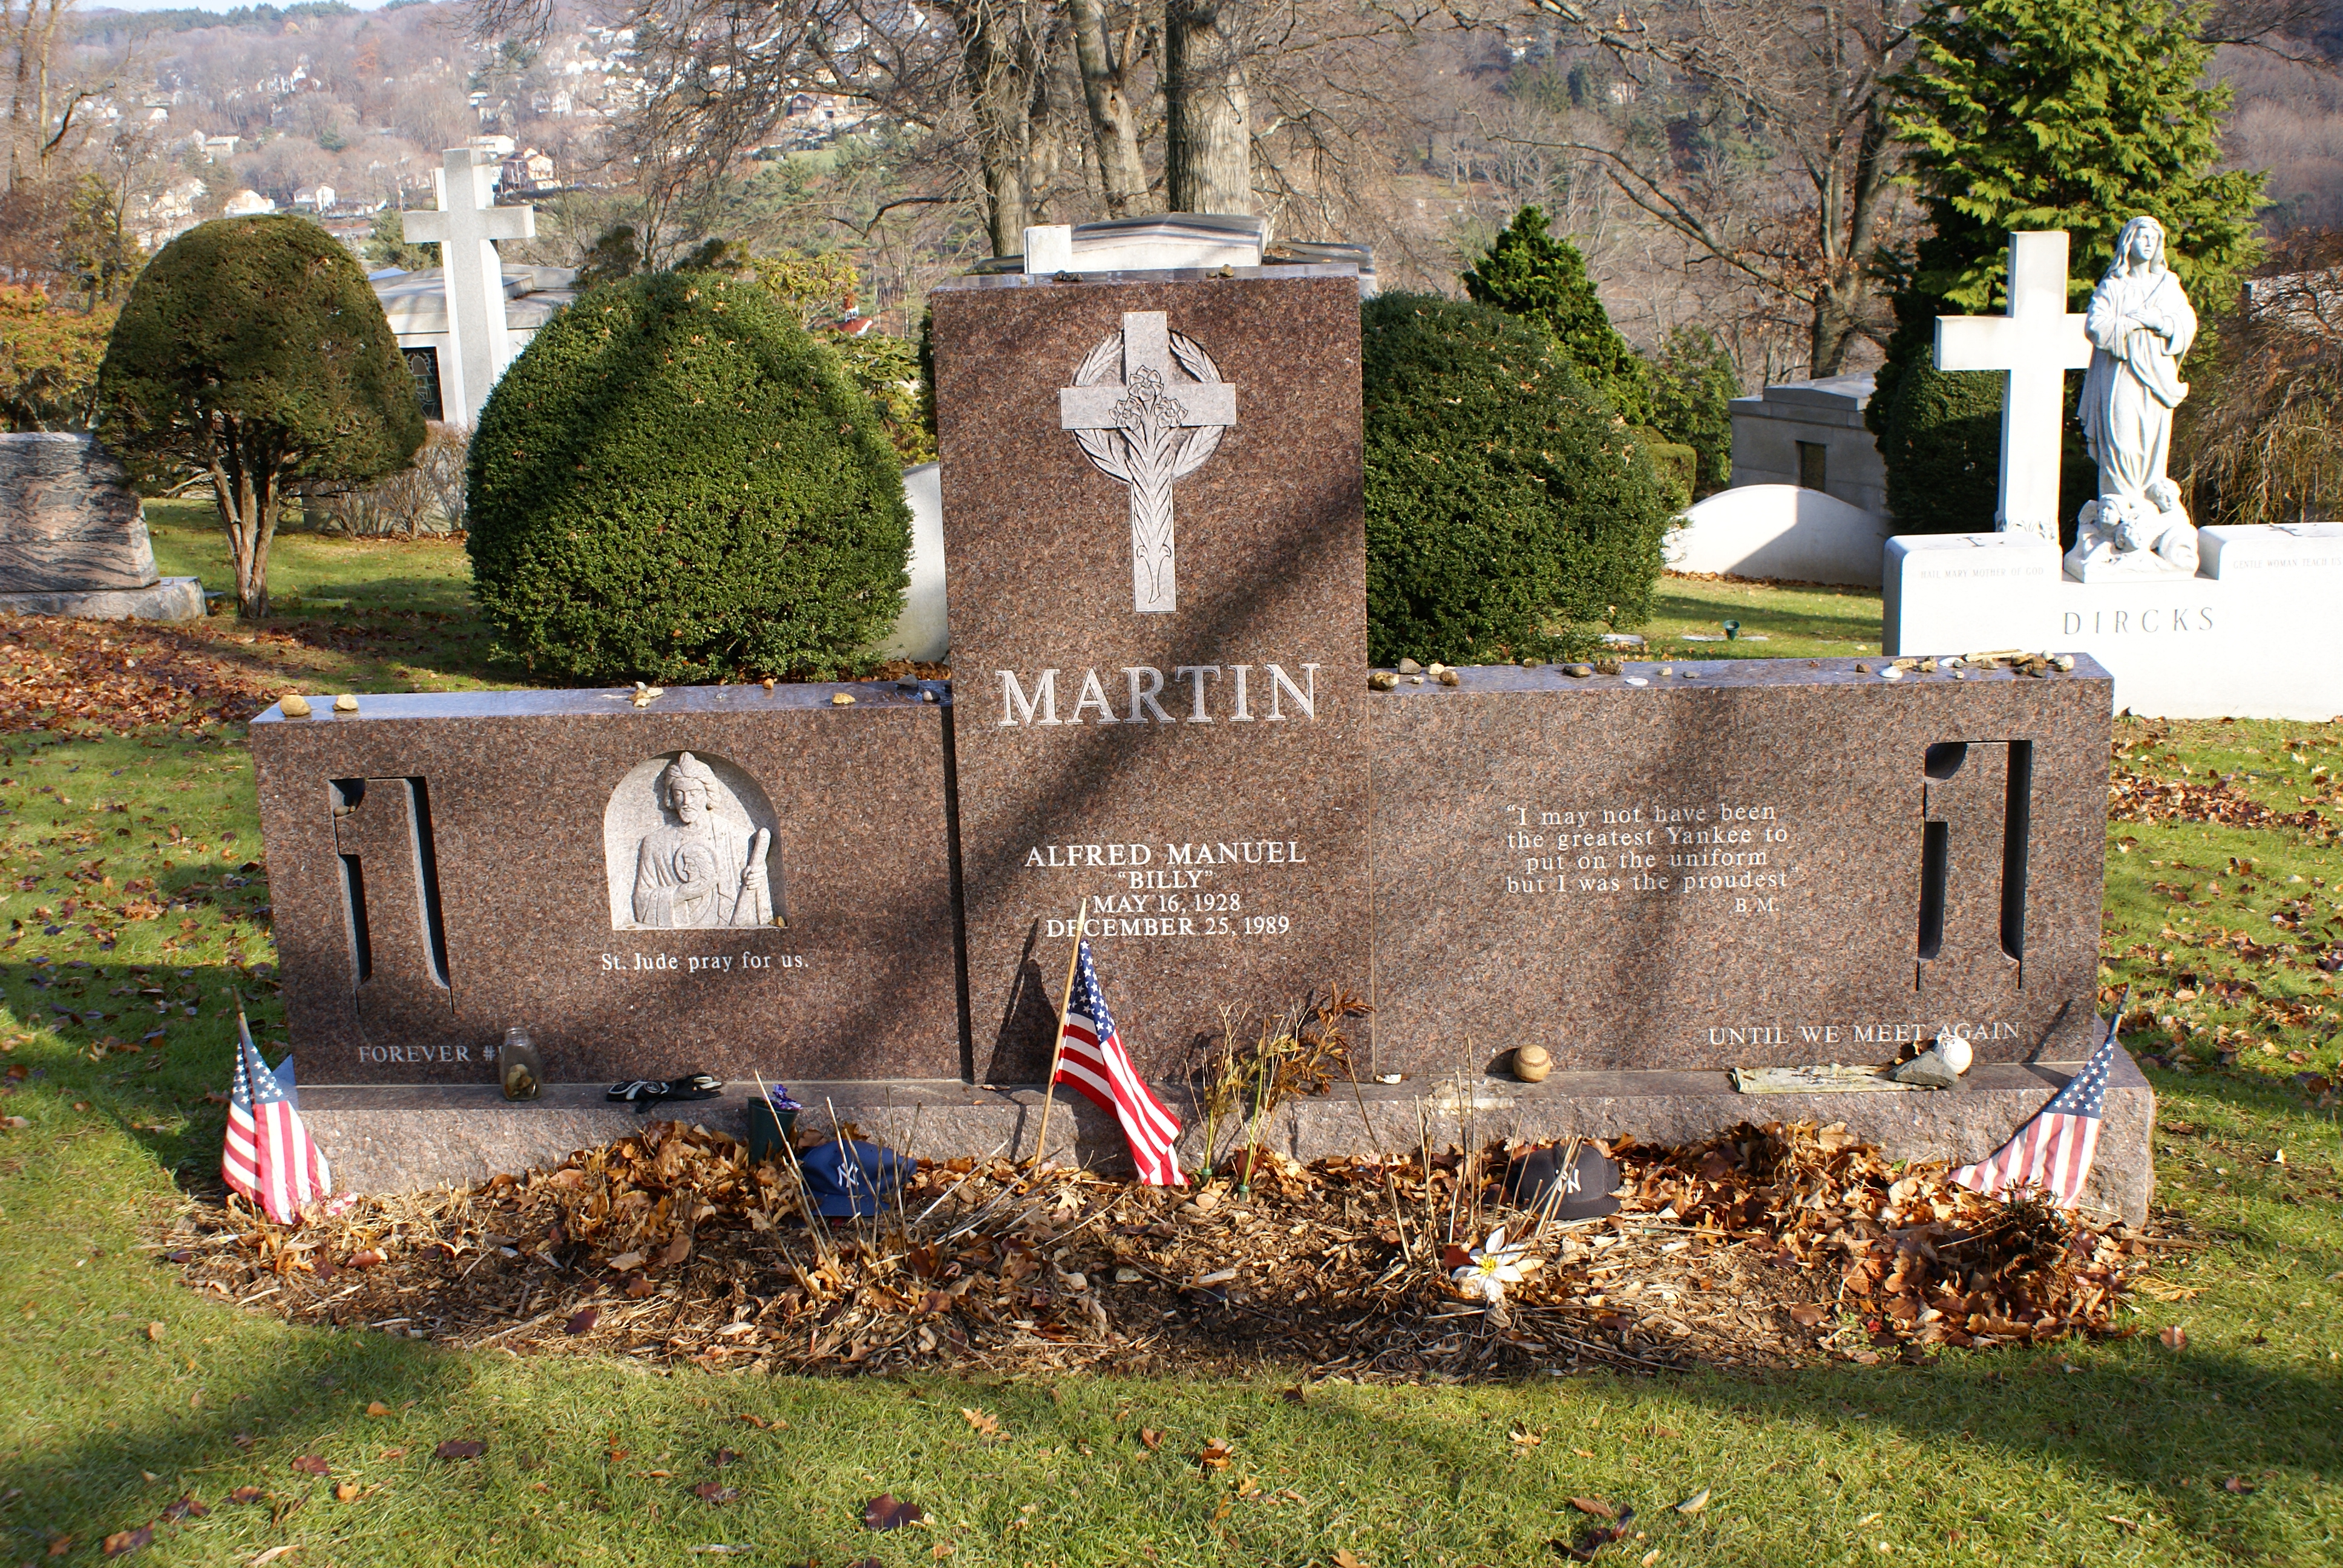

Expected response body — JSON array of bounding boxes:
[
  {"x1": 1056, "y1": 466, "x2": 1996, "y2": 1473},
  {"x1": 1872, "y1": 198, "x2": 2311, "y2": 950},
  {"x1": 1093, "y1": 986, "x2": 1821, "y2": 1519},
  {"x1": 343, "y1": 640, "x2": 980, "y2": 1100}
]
[
  {"x1": 1933, "y1": 230, "x2": 2094, "y2": 542},
  {"x1": 1059, "y1": 311, "x2": 1237, "y2": 613},
  {"x1": 402, "y1": 147, "x2": 535, "y2": 426}
]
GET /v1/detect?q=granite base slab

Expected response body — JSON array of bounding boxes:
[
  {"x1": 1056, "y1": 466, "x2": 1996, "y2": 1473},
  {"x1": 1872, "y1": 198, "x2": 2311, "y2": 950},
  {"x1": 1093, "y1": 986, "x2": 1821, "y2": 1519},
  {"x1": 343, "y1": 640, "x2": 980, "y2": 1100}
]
[
  {"x1": 0, "y1": 577, "x2": 204, "y2": 621},
  {"x1": 303, "y1": 1048, "x2": 2152, "y2": 1225}
]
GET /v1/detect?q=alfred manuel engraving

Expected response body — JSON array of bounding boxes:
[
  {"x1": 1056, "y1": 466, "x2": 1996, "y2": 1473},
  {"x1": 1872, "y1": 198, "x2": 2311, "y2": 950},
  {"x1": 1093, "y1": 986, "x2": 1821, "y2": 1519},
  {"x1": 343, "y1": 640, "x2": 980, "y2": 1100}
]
[{"x1": 604, "y1": 751, "x2": 785, "y2": 931}]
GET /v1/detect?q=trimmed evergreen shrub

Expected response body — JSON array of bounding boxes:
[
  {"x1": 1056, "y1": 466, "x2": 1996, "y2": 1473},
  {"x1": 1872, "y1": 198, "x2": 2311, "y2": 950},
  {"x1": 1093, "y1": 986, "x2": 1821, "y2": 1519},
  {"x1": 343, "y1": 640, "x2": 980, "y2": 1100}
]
[
  {"x1": 1363, "y1": 293, "x2": 1673, "y2": 668},
  {"x1": 1631, "y1": 428, "x2": 1697, "y2": 511},
  {"x1": 1647, "y1": 326, "x2": 1741, "y2": 496},
  {"x1": 467, "y1": 270, "x2": 909, "y2": 683},
  {"x1": 97, "y1": 215, "x2": 422, "y2": 617},
  {"x1": 1464, "y1": 206, "x2": 1652, "y2": 425}
]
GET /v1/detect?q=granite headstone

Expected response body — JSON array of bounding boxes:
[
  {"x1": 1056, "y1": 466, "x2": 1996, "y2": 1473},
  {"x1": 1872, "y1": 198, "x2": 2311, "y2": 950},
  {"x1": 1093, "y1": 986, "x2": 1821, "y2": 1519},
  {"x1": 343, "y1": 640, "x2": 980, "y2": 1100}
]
[
  {"x1": 930, "y1": 267, "x2": 1371, "y2": 1080},
  {"x1": 0, "y1": 433, "x2": 203, "y2": 619},
  {"x1": 1369, "y1": 655, "x2": 2112, "y2": 1076},
  {"x1": 251, "y1": 683, "x2": 963, "y2": 1084}
]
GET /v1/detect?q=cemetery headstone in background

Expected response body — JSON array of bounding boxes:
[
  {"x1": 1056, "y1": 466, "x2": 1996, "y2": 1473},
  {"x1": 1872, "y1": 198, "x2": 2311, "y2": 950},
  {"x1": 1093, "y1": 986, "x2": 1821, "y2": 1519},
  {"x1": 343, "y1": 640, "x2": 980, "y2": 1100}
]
[
  {"x1": 0, "y1": 433, "x2": 203, "y2": 620},
  {"x1": 930, "y1": 267, "x2": 1371, "y2": 1080},
  {"x1": 251, "y1": 684, "x2": 962, "y2": 1085}
]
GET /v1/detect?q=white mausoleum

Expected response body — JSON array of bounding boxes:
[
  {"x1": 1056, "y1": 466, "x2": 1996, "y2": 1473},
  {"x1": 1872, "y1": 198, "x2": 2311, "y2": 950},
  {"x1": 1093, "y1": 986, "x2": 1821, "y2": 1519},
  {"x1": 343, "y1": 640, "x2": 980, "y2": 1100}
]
[{"x1": 1726, "y1": 373, "x2": 1887, "y2": 518}]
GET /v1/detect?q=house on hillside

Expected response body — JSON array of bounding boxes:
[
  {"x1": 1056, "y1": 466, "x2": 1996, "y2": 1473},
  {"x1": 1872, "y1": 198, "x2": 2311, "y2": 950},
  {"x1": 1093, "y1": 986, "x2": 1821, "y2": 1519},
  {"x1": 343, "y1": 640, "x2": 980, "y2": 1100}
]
[
  {"x1": 291, "y1": 185, "x2": 336, "y2": 211},
  {"x1": 222, "y1": 189, "x2": 276, "y2": 217}
]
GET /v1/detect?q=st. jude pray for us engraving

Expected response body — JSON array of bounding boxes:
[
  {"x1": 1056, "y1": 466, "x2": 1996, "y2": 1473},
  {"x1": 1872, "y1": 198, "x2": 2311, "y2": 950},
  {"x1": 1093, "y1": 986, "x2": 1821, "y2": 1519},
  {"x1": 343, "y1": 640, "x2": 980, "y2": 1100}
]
[
  {"x1": 1060, "y1": 311, "x2": 1236, "y2": 614},
  {"x1": 630, "y1": 751, "x2": 775, "y2": 929}
]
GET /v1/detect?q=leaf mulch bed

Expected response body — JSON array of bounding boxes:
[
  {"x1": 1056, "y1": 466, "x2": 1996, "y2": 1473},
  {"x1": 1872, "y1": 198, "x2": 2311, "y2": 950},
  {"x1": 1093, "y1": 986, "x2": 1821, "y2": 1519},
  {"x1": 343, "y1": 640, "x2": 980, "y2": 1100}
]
[
  {"x1": 0, "y1": 612, "x2": 281, "y2": 736},
  {"x1": 2108, "y1": 761, "x2": 2336, "y2": 841},
  {"x1": 166, "y1": 1119, "x2": 2171, "y2": 1380}
]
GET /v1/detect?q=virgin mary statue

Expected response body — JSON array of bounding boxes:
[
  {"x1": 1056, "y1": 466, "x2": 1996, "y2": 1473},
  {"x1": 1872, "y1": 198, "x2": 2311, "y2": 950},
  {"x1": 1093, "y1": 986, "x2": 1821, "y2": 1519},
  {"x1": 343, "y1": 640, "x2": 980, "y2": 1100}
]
[{"x1": 2080, "y1": 215, "x2": 2197, "y2": 504}]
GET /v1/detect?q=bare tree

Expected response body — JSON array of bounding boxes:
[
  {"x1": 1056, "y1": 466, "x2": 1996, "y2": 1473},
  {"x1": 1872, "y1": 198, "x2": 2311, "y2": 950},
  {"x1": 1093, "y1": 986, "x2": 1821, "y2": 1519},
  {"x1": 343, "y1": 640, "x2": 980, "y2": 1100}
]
[
  {"x1": 1501, "y1": 0, "x2": 1916, "y2": 378},
  {"x1": 1069, "y1": 0, "x2": 1149, "y2": 212}
]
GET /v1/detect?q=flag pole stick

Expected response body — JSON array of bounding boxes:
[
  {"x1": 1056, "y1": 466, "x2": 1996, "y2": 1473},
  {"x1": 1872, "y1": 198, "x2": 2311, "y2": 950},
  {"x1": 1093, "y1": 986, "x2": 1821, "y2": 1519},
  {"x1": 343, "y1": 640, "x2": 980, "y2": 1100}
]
[{"x1": 1032, "y1": 898, "x2": 1087, "y2": 1170}]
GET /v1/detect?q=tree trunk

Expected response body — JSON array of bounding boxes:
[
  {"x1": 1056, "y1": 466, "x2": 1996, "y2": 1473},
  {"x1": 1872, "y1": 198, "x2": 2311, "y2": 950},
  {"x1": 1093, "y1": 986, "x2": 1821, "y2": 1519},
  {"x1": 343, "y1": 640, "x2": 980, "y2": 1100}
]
[
  {"x1": 959, "y1": 0, "x2": 1033, "y2": 255},
  {"x1": 212, "y1": 457, "x2": 278, "y2": 619},
  {"x1": 1164, "y1": 0, "x2": 1250, "y2": 215},
  {"x1": 1070, "y1": 0, "x2": 1147, "y2": 216},
  {"x1": 1808, "y1": 105, "x2": 1893, "y2": 377}
]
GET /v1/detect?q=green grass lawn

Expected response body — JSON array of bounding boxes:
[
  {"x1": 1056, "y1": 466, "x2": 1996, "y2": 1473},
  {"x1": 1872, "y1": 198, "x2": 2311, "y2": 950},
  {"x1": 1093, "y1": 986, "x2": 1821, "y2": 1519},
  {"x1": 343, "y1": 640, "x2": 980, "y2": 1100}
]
[
  {"x1": 1643, "y1": 575, "x2": 1884, "y2": 660},
  {"x1": 0, "y1": 569, "x2": 2336, "y2": 1566}
]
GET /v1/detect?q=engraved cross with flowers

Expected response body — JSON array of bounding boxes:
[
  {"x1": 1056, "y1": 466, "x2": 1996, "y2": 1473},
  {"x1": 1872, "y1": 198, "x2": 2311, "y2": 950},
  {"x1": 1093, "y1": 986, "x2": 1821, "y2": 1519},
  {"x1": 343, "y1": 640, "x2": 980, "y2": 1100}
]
[{"x1": 1058, "y1": 311, "x2": 1237, "y2": 613}]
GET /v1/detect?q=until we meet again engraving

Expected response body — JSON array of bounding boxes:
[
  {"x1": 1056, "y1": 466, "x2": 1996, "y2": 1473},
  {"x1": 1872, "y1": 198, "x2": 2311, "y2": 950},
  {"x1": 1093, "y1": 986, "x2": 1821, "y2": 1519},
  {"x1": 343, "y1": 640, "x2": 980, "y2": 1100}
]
[{"x1": 1500, "y1": 799, "x2": 1795, "y2": 907}]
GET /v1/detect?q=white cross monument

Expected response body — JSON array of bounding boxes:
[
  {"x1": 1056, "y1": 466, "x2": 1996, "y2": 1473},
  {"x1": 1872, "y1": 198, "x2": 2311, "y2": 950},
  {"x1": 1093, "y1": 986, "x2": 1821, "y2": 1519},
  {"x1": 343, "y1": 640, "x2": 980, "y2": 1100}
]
[
  {"x1": 1058, "y1": 311, "x2": 1237, "y2": 613},
  {"x1": 402, "y1": 147, "x2": 536, "y2": 426},
  {"x1": 1932, "y1": 230, "x2": 2094, "y2": 541}
]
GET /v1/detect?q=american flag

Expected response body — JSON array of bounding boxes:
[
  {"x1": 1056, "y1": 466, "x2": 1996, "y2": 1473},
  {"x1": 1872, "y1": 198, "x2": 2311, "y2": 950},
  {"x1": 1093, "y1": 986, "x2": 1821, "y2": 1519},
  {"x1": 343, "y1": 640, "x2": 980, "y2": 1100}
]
[
  {"x1": 1951, "y1": 1008, "x2": 2122, "y2": 1209},
  {"x1": 1054, "y1": 939, "x2": 1186, "y2": 1186},
  {"x1": 221, "y1": 1005, "x2": 331, "y2": 1226}
]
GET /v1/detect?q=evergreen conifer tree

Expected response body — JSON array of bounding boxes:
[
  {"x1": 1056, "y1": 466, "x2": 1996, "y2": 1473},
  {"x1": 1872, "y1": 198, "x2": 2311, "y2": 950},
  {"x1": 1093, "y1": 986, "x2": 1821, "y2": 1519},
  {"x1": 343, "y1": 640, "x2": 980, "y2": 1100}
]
[{"x1": 1463, "y1": 206, "x2": 1651, "y2": 425}]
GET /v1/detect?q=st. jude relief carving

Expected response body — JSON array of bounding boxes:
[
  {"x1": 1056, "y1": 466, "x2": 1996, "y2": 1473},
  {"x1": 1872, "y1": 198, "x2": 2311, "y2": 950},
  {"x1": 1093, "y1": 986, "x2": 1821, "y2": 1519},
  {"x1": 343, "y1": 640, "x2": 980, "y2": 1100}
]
[
  {"x1": 1060, "y1": 311, "x2": 1236, "y2": 613},
  {"x1": 602, "y1": 751, "x2": 787, "y2": 931},
  {"x1": 2066, "y1": 215, "x2": 2201, "y2": 581}
]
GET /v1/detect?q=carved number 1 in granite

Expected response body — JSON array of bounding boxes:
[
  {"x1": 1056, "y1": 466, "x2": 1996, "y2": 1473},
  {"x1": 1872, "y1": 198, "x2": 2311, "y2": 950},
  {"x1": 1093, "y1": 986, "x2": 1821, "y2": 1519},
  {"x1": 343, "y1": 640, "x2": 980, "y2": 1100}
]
[
  {"x1": 1914, "y1": 741, "x2": 2033, "y2": 996},
  {"x1": 331, "y1": 777, "x2": 456, "y2": 1029}
]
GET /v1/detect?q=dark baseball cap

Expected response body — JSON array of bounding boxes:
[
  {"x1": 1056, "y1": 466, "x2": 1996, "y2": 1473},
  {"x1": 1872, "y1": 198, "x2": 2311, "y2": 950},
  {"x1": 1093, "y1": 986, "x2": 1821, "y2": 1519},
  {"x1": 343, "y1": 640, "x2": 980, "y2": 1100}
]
[
  {"x1": 797, "y1": 1139, "x2": 914, "y2": 1218},
  {"x1": 1501, "y1": 1142, "x2": 1622, "y2": 1221}
]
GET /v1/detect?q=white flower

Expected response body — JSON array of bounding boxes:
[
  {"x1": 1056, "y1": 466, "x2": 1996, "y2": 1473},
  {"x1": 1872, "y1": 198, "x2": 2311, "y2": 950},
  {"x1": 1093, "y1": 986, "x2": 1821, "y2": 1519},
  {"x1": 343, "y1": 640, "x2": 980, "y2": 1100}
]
[{"x1": 1452, "y1": 1226, "x2": 1532, "y2": 1304}]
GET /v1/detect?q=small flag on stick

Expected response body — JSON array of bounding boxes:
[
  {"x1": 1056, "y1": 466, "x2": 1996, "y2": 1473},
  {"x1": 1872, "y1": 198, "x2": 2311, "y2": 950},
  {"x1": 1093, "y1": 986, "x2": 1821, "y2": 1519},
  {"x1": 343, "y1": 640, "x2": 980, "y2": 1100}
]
[
  {"x1": 1951, "y1": 993, "x2": 2126, "y2": 1209},
  {"x1": 221, "y1": 1002, "x2": 330, "y2": 1225},
  {"x1": 1050, "y1": 939, "x2": 1187, "y2": 1186}
]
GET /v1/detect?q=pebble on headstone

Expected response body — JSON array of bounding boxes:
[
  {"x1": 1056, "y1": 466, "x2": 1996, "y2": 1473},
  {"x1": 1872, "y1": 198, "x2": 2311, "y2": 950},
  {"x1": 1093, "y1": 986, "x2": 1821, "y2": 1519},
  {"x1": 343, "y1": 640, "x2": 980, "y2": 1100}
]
[{"x1": 279, "y1": 694, "x2": 313, "y2": 717}]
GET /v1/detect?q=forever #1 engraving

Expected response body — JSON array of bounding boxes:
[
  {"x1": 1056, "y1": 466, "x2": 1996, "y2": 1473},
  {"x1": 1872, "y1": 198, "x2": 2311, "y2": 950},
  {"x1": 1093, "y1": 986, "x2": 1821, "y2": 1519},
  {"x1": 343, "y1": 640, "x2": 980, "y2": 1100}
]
[{"x1": 1059, "y1": 310, "x2": 1236, "y2": 613}]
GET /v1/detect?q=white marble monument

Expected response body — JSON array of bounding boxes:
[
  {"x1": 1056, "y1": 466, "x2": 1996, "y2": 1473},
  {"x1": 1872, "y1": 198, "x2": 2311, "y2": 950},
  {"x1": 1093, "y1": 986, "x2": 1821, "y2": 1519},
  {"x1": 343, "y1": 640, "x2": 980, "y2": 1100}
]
[
  {"x1": 1932, "y1": 231, "x2": 2094, "y2": 542},
  {"x1": 1666, "y1": 483, "x2": 1891, "y2": 587},
  {"x1": 1885, "y1": 226, "x2": 2342, "y2": 719},
  {"x1": 401, "y1": 148, "x2": 536, "y2": 426}
]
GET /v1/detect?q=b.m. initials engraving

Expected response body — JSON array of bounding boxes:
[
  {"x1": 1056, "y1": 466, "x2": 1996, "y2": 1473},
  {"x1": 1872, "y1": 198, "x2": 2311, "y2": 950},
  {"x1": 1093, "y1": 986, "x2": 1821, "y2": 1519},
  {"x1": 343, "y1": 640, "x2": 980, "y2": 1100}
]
[
  {"x1": 1914, "y1": 740, "x2": 2033, "y2": 995},
  {"x1": 330, "y1": 778, "x2": 454, "y2": 1034}
]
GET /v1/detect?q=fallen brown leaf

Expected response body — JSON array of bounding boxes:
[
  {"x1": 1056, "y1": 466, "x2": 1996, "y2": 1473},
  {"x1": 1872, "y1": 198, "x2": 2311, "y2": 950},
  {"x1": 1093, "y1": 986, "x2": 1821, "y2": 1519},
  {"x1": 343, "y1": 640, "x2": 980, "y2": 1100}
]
[
  {"x1": 960, "y1": 1406, "x2": 1001, "y2": 1437},
  {"x1": 2224, "y1": 1477, "x2": 2256, "y2": 1495},
  {"x1": 100, "y1": 1527, "x2": 152, "y2": 1557},
  {"x1": 331, "y1": 1481, "x2": 359, "y2": 1503},
  {"x1": 226, "y1": 1488, "x2": 263, "y2": 1505},
  {"x1": 2160, "y1": 1325, "x2": 2188, "y2": 1351},
  {"x1": 1790, "y1": 1304, "x2": 1828, "y2": 1328},
  {"x1": 1138, "y1": 1427, "x2": 1164, "y2": 1452},
  {"x1": 365, "y1": 1401, "x2": 390, "y2": 1417},
  {"x1": 1198, "y1": 1438, "x2": 1233, "y2": 1471},
  {"x1": 434, "y1": 1440, "x2": 483, "y2": 1460},
  {"x1": 1568, "y1": 1497, "x2": 1618, "y2": 1520},
  {"x1": 693, "y1": 1483, "x2": 739, "y2": 1504},
  {"x1": 565, "y1": 1307, "x2": 600, "y2": 1336},
  {"x1": 287, "y1": 1455, "x2": 328, "y2": 1476},
  {"x1": 1333, "y1": 1551, "x2": 1367, "y2": 1568},
  {"x1": 865, "y1": 1494, "x2": 923, "y2": 1530}
]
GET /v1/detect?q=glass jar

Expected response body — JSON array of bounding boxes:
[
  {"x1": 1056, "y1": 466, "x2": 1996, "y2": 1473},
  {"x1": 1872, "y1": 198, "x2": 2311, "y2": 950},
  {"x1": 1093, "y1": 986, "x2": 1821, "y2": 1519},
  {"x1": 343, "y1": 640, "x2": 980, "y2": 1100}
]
[{"x1": 500, "y1": 1026, "x2": 543, "y2": 1102}]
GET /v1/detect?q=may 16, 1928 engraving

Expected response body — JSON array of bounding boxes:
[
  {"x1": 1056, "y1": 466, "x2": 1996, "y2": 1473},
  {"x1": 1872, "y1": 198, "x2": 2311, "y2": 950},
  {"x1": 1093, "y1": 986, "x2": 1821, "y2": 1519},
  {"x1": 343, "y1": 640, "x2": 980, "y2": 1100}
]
[{"x1": 602, "y1": 751, "x2": 786, "y2": 931}]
